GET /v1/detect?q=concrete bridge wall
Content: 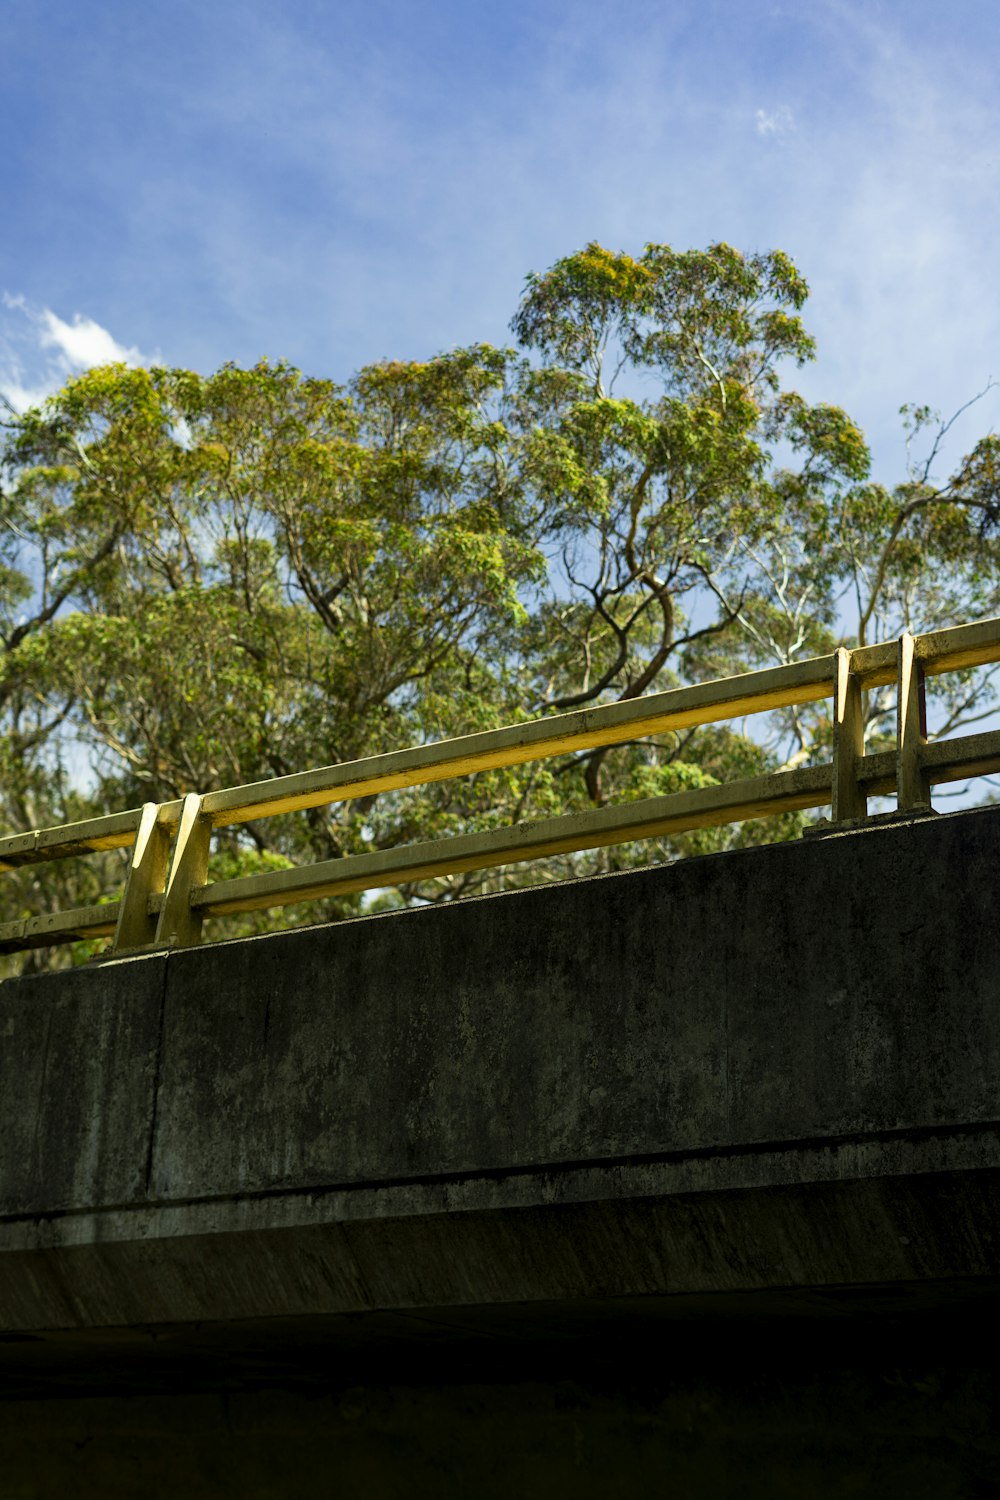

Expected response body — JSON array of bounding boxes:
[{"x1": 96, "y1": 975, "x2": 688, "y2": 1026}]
[{"x1": 2, "y1": 806, "x2": 1000, "y2": 1494}]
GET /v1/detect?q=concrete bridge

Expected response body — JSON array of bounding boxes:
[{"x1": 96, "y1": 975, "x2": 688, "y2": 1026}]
[{"x1": 3, "y1": 804, "x2": 1000, "y2": 1495}]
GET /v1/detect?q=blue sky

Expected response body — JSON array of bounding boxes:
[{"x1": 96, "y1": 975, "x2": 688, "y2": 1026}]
[{"x1": 2, "y1": 0, "x2": 999, "y2": 484}]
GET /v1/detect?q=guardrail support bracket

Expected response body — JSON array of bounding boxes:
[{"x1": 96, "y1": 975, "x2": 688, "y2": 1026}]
[
  {"x1": 831, "y1": 647, "x2": 867, "y2": 822},
  {"x1": 154, "y1": 794, "x2": 211, "y2": 949},
  {"x1": 112, "y1": 802, "x2": 171, "y2": 952},
  {"x1": 897, "y1": 632, "x2": 931, "y2": 813}
]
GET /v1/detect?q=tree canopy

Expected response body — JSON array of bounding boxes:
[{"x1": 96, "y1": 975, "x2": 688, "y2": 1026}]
[{"x1": 2, "y1": 239, "x2": 999, "y2": 966}]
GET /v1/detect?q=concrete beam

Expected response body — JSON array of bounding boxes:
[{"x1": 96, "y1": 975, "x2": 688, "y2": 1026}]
[{"x1": 2, "y1": 806, "x2": 1000, "y2": 1343}]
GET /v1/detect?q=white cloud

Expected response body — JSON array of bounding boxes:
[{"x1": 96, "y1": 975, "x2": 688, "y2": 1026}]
[
  {"x1": 37, "y1": 308, "x2": 144, "y2": 370},
  {"x1": 0, "y1": 294, "x2": 156, "y2": 413},
  {"x1": 755, "y1": 105, "x2": 795, "y2": 137},
  {"x1": 0, "y1": 377, "x2": 57, "y2": 414}
]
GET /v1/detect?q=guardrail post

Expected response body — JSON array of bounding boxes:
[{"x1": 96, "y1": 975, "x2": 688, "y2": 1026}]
[
  {"x1": 897, "y1": 632, "x2": 931, "y2": 812},
  {"x1": 154, "y1": 793, "x2": 211, "y2": 948},
  {"x1": 112, "y1": 802, "x2": 171, "y2": 952},
  {"x1": 831, "y1": 647, "x2": 866, "y2": 822}
]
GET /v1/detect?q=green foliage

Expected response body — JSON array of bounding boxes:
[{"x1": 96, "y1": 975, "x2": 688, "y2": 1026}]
[{"x1": 1, "y1": 239, "x2": 998, "y2": 966}]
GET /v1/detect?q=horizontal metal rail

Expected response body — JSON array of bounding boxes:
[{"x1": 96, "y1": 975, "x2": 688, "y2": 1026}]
[
  {"x1": 189, "y1": 763, "x2": 836, "y2": 917},
  {"x1": 2, "y1": 616, "x2": 1000, "y2": 960}
]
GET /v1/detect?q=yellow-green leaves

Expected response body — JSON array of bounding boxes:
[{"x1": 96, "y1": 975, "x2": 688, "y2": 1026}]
[{"x1": 2, "y1": 238, "x2": 999, "y2": 966}]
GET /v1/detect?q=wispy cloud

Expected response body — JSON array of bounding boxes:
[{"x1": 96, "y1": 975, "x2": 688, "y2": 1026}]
[
  {"x1": 0, "y1": 294, "x2": 155, "y2": 414},
  {"x1": 770, "y1": 3, "x2": 1000, "y2": 478},
  {"x1": 755, "y1": 105, "x2": 795, "y2": 137},
  {"x1": 36, "y1": 307, "x2": 144, "y2": 370}
]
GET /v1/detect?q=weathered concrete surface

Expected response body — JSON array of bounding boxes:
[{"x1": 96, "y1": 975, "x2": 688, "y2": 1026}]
[
  {"x1": 4, "y1": 805, "x2": 1000, "y2": 1493},
  {"x1": 3, "y1": 805, "x2": 1000, "y2": 1340},
  {"x1": 0, "y1": 953, "x2": 166, "y2": 1217},
  {"x1": 151, "y1": 807, "x2": 1000, "y2": 1197}
]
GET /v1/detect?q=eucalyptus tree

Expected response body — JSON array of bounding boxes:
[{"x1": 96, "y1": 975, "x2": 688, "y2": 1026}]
[
  {"x1": 2, "y1": 238, "x2": 999, "y2": 958},
  {"x1": 510, "y1": 242, "x2": 1000, "y2": 802}
]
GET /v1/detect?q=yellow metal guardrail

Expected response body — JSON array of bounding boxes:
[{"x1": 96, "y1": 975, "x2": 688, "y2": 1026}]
[{"x1": 3, "y1": 617, "x2": 1000, "y2": 958}]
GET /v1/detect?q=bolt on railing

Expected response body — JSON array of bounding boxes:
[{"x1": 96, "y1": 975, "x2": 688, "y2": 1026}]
[{"x1": 3, "y1": 616, "x2": 1000, "y2": 962}]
